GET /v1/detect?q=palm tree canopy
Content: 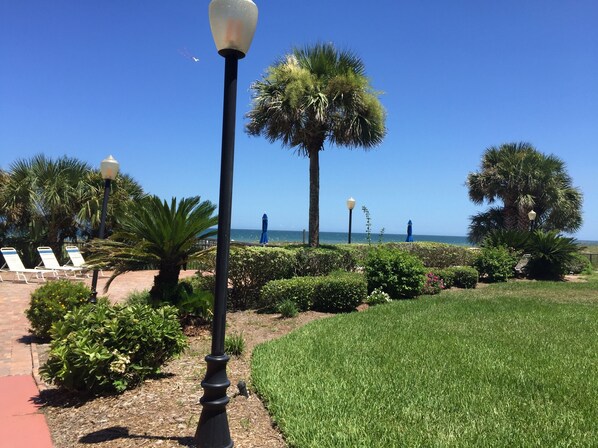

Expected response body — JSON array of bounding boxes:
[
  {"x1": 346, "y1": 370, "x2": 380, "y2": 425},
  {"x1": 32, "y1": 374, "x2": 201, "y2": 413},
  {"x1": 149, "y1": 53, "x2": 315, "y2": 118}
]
[
  {"x1": 467, "y1": 142, "x2": 582, "y2": 241},
  {"x1": 88, "y1": 196, "x2": 218, "y2": 295},
  {"x1": 246, "y1": 42, "x2": 386, "y2": 156},
  {"x1": 246, "y1": 42, "x2": 386, "y2": 247},
  {"x1": 0, "y1": 154, "x2": 144, "y2": 250}
]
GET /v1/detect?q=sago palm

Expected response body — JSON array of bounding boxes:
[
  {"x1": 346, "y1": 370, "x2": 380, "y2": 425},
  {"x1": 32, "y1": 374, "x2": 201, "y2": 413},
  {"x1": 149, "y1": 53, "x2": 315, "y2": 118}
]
[
  {"x1": 247, "y1": 43, "x2": 386, "y2": 246},
  {"x1": 88, "y1": 195, "x2": 218, "y2": 302}
]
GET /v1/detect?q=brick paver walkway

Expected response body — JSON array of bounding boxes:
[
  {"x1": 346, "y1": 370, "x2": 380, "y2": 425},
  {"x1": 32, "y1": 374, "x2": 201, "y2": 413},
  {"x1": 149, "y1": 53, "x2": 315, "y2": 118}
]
[{"x1": 0, "y1": 269, "x2": 197, "y2": 448}]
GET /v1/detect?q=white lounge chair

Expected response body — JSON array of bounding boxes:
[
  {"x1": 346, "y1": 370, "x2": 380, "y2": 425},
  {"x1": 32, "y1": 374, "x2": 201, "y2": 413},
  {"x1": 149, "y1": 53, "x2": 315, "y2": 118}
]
[
  {"x1": 0, "y1": 247, "x2": 57, "y2": 283},
  {"x1": 65, "y1": 245, "x2": 103, "y2": 277},
  {"x1": 37, "y1": 246, "x2": 86, "y2": 278}
]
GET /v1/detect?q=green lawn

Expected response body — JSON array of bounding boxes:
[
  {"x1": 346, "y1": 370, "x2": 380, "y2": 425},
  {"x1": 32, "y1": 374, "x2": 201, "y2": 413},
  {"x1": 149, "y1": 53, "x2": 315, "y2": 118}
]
[{"x1": 252, "y1": 274, "x2": 598, "y2": 447}]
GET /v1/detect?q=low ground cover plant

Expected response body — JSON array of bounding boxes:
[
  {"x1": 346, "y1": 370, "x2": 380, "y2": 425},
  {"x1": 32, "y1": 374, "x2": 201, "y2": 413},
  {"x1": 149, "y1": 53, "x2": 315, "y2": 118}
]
[
  {"x1": 421, "y1": 272, "x2": 444, "y2": 294},
  {"x1": 252, "y1": 273, "x2": 598, "y2": 447},
  {"x1": 365, "y1": 247, "x2": 426, "y2": 299},
  {"x1": 41, "y1": 302, "x2": 187, "y2": 394},
  {"x1": 26, "y1": 279, "x2": 95, "y2": 341}
]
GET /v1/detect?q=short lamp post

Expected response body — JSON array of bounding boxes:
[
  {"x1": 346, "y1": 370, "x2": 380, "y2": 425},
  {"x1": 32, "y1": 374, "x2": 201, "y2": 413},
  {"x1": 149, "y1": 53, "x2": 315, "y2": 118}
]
[
  {"x1": 528, "y1": 209, "x2": 537, "y2": 232},
  {"x1": 195, "y1": 1, "x2": 258, "y2": 447},
  {"x1": 347, "y1": 197, "x2": 356, "y2": 244},
  {"x1": 89, "y1": 155, "x2": 119, "y2": 304}
]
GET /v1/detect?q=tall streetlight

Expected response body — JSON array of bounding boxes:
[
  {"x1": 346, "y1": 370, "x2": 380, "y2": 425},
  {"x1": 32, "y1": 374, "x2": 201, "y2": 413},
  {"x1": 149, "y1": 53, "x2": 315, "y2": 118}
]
[
  {"x1": 347, "y1": 197, "x2": 356, "y2": 244},
  {"x1": 528, "y1": 209, "x2": 537, "y2": 232},
  {"x1": 89, "y1": 155, "x2": 119, "y2": 304},
  {"x1": 195, "y1": 1, "x2": 258, "y2": 447}
]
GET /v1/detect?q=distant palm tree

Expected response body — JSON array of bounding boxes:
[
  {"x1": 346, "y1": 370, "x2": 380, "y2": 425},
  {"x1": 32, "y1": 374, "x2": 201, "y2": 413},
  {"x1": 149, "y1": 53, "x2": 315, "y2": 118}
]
[
  {"x1": 88, "y1": 196, "x2": 218, "y2": 302},
  {"x1": 467, "y1": 142, "x2": 582, "y2": 243},
  {"x1": 0, "y1": 154, "x2": 144, "y2": 254},
  {"x1": 246, "y1": 43, "x2": 386, "y2": 246}
]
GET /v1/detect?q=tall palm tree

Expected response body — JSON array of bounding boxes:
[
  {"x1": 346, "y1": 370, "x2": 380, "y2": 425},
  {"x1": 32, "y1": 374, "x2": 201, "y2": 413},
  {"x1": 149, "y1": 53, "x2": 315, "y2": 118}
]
[
  {"x1": 467, "y1": 142, "x2": 582, "y2": 243},
  {"x1": 88, "y1": 196, "x2": 218, "y2": 302},
  {"x1": 246, "y1": 43, "x2": 387, "y2": 246}
]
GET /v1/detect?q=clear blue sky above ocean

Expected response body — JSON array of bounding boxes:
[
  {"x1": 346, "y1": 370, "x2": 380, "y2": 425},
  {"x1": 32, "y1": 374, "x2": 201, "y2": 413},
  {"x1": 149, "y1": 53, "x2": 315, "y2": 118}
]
[{"x1": 1, "y1": 1, "x2": 597, "y2": 240}]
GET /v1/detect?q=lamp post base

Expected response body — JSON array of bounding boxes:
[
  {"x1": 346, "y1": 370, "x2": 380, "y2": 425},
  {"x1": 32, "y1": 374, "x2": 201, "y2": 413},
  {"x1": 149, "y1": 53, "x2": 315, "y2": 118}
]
[{"x1": 195, "y1": 354, "x2": 233, "y2": 448}]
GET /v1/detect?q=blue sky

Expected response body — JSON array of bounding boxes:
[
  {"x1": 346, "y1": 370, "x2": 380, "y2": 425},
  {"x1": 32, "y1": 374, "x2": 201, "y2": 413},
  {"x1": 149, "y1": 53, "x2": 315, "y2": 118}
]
[{"x1": 1, "y1": 1, "x2": 597, "y2": 240}]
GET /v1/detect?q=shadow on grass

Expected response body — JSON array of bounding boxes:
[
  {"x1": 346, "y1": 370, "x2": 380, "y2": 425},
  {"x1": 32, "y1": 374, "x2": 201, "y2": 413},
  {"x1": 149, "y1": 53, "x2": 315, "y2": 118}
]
[{"x1": 79, "y1": 426, "x2": 195, "y2": 446}]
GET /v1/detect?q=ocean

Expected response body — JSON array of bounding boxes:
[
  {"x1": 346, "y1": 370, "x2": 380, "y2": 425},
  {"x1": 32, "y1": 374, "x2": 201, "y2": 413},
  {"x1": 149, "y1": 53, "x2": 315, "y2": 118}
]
[
  {"x1": 230, "y1": 229, "x2": 598, "y2": 247},
  {"x1": 231, "y1": 229, "x2": 472, "y2": 246}
]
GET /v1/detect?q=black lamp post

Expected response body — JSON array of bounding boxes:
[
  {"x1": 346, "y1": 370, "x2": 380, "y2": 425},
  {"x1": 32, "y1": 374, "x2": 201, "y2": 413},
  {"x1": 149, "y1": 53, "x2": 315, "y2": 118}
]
[
  {"x1": 347, "y1": 197, "x2": 356, "y2": 244},
  {"x1": 528, "y1": 209, "x2": 537, "y2": 232},
  {"x1": 89, "y1": 155, "x2": 119, "y2": 304},
  {"x1": 195, "y1": 1, "x2": 258, "y2": 447}
]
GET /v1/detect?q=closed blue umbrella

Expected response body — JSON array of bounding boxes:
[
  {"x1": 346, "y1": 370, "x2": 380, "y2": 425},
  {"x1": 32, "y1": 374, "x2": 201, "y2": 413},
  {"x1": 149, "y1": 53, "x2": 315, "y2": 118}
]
[
  {"x1": 406, "y1": 219, "x2": 414, "y2": 242},
  {"x1": 259, "y1": 213, "x2": 268, "y2": 245}
]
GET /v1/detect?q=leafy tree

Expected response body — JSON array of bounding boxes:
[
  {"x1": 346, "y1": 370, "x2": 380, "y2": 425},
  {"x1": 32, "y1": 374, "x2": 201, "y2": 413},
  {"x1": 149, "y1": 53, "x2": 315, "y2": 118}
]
[
  {"x1": 0, "y1": 154, "x2": 144, "y2": 259},
  {"x1": 88, "y1": 196, "x2": 218, "y2": 303},
  {"x1": 246, "y1": 43, "x2": 386, "y2": 246},
  {"x1": 467, "y1": 142, "x2": 582, "y2": 243}
]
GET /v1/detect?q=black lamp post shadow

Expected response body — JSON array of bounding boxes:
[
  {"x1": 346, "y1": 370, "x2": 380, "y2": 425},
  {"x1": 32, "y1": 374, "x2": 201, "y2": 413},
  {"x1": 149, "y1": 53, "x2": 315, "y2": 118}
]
[
  {"x1": 194, "y1": 1, "x2": 258, "y2": 447},
  {"x1": 89, "y1": 155, "x2": 119, "y2": 304},
  {"x1": 347, "y1": 197, "x2": 356, "y2": 244}
]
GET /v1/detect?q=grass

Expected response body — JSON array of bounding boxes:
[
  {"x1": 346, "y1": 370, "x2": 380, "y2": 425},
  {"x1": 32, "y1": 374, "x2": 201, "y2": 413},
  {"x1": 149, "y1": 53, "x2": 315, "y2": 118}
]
[{"x1": 252, "y1": 273, "x2": 598, "y2": 447}]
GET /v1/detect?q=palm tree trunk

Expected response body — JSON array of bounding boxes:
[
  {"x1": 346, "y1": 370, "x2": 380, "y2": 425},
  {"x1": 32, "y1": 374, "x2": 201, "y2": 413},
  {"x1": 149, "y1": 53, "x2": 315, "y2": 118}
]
[
  {"x1": 150, "y1": 264, "x2": 182, "y2": 304},
  {"x1": 308, "y1": 149, "x2": 320, "y2": 247}
]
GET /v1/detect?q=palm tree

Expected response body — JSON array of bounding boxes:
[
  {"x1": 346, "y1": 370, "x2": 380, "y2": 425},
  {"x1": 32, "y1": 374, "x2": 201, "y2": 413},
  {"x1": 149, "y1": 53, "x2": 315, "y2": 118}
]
[
  {"x1": 467, "y1": 142, "x2": 582, "y2": 243},
  {"x1": 0, "y1": 154, "x2": 144, "y2": 258},
  {"x1": 246, "y1": 43, "x2": 386, "y2": 246},
  {"x1": 88, "y1": 196, "x2": 218, "y2": 303}
]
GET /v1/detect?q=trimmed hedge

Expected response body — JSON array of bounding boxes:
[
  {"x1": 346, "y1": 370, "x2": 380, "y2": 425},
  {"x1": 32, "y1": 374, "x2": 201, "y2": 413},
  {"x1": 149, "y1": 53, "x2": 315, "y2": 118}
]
[
  {"x1": 228, "y1": 246, "x2": 295, "y2": 309},
  {"x1": 260, "y1": 272, "x2": 366, "y2": 313},
  {"x1": 289, "y1": 246, "x2": 357, "y2": 277},
  {"x1": 399, "y1": 242, "x2": 476, "y2": 268}
]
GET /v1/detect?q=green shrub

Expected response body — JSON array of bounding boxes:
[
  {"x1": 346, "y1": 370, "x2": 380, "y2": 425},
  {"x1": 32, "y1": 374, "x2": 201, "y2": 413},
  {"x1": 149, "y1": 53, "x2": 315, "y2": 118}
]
[
  {"x1": 225, "y1": 333, "x2": 245, "y2": 357},
  {"x1": 421, "y1": 272, "x2": 444, "y2": 295},
  {"x1": 260, "y1": 273, "x2": 366, "y2": 313},
  {"x1": 290, "y1": 246, "x2": 357, "y2": 276},
  {"x1": 365, "y1": 247, "x2": 426, "y2": 299},
  {"x1": 399, "y1": 242, "x2": 476, "y2": 268},
  {"x1": 278, "y1": 299, "x2": 299, "y2": 318},
  {"x1": 434, "y1": 268, "x2": 456, "y2": 289},
  {"x1": 566, "y1": 252, "x2": 593, "y2": 275},
  {"x1": 260, "y1": 277, "x2": 316, "y2": 311},
  {"x1": 40, "y1": 303, "x2": 187, "y2": 394},
  {"x1": 124, "y1": 290, "x2": 151, "y2": 306},
  {"x1": 25, "y1": 280, "x2": 94, "y2": 341},
  {"x1": 228, "y1": 247, "x2": 295, "y2": 309},
  {"x1": 474, "y1": 246, "x2": 518, "y2": 282},
  {"x1": 525, "y1": 231, "x2": 580, "y2": 280},
  {"x1": 311, "y1": 273, "x2": 367, "y2": 313},
  {"x1": 366, "y1": 288, "x2": 392, "y2": 305},
  {"x1": 448, "y1": 266, "x2": 479, "y2": 289}
]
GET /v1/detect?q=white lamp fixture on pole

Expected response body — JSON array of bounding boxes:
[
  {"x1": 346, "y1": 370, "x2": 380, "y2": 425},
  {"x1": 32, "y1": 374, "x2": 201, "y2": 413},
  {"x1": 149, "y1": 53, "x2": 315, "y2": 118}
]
[
  {"x1": 195, "y1": 1, "x2": 258, "y2": 447},
  {"x1": 528, "y1": 209, "x2": 537, "y2": 231},
  {"x1": 90, "y1": 155, "x2": 120, "y2": 303}
]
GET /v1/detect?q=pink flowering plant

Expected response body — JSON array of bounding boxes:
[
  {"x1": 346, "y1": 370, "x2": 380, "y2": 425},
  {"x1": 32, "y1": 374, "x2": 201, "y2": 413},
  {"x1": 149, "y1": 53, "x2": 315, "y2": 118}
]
[{"x1": 422, "y1": 272, "x2": 444, "y2": 295}]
